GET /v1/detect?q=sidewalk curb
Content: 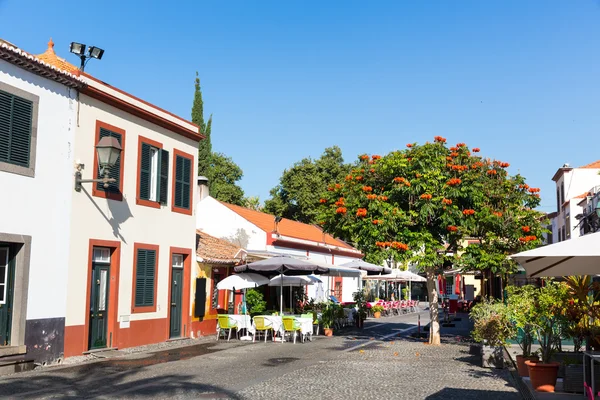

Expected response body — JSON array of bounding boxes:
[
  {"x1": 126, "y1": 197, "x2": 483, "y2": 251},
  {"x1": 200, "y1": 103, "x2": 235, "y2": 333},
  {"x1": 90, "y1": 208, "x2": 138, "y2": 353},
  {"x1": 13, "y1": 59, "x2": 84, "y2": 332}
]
[{"x1": 504, "y1": 346, "x2": 536, "y2": 400}]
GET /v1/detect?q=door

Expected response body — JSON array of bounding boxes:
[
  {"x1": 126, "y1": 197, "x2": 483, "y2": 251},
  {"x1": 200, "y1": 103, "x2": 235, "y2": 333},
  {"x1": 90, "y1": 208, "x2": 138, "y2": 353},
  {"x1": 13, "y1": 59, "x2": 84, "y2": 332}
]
[
  {"x1": 169, "y1": 254, "x2": 184, "y2": 338},
  {"x1": 89, "y1": 247, "x2": 110, "y2": 350},
  {"x1": 0, "y1": 246, "x2": 15, "y2": 346}
]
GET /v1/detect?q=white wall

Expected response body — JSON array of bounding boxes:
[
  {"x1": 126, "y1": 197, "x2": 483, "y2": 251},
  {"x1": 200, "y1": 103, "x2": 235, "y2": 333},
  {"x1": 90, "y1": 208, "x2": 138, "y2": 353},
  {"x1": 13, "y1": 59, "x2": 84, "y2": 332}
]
[
  {"x1": 0, "y1": 59, "x2": 76, "y2": 320},
  {"x1": 555, "y1": 169, "x2": 600, "y2": 241},
  {"x1": 66, "y1": 93, "x2": 198, "y2": 327},
  {"x1": 196, "y1": 197, "x2": 267, "y2": 250}
]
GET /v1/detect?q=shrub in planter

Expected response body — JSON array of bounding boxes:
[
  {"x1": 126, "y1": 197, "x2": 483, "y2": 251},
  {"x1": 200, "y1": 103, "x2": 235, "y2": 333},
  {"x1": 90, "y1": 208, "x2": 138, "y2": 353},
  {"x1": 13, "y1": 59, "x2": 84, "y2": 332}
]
[
  {"x1": 321, "y1": 302, "x2": 336, "y2": 336},
  {"x1": 506, "y1": 285, "x2": 538, "y2": 376},
  {"x1": 353, "y1": 291, "x2": 367, "y2": 328},
  {"x1": 470, "y1": 298, "x2": 515, "y2": 369},
  {"x1": 372, "y1": 305, "x2": 384, "y2": 319},
  {"x1": 527, "y1": 281, "x2": 569, "y2": 392}
]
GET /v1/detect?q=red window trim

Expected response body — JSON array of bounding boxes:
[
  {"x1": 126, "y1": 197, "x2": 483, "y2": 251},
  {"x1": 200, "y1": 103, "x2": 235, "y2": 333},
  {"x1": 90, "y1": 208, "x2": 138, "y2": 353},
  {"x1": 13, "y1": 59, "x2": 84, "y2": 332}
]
[
  {"x1": 131, "y1": 242, "x2": 160, "y2": 314},
  {"x1": 171, "y1": 149, "x2": 194, "y2": 216},
  {"x1": 92, "y1": 120, "x2": 126, "y2": 201},
  {"x1": 136, "y1": 135, "x2": 163, "y2": 209}
]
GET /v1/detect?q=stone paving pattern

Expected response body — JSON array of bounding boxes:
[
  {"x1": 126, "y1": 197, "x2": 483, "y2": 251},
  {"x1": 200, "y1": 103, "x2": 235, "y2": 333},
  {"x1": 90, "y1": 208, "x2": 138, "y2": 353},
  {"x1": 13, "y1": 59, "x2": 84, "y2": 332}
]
[{"x1": 0, "y1": 311, "x2": 522, "y2": 399}]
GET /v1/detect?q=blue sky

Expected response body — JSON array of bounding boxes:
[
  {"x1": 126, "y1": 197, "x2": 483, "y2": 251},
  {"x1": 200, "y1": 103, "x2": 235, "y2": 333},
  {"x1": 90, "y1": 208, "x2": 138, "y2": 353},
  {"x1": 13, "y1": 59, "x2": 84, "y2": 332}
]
[{"x1": 2, "y1": 0, "x2": 600, "y2": 212}]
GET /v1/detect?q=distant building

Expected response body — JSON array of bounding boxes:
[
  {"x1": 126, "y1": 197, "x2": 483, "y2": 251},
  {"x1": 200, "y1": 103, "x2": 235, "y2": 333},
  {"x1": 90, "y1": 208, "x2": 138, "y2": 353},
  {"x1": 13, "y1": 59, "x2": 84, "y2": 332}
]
[{"x1": 550, "y1": 162, "x2": 600, "y2": 242}]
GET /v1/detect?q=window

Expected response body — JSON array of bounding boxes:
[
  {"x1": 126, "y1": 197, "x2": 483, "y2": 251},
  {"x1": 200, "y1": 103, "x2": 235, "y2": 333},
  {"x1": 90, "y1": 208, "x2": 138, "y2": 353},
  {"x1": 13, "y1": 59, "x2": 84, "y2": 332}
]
[
  {"x1": 560, "y1": 182, "x2": 565, "y2": 205},
  {"x1": 93, "y1": 121, "x2": 125, "y2": 201},
  {"x1": 0, "y1": 247, "x2": 8, "y2": 304},
  {"x1": 0, "y1": 83, "x2": 38, "y2": 177},
  {"x1": 137, "y1": 136, "x2": 168, "y2": 208},
  {"x1": 132, "y1": 244, "x2": 159, "y2": 312},
  {"x1": 562, "y1": 226, "x2": 566, "y2": 241},
  {"x1": 566, "y1": 215, "x2": 571, "y2": 239},
  {"x1": 334, "y1": 281, "x2": 342, "y2": 299},
  {"x1": 172, "y1": 149, "x2": 193, "y2": 215},
  {"x1": 556, "y1": 188, "x2": 560, "y2": 213},
  {"x1": 558, "y1": 228, "x2": 562, "y2": 242}
]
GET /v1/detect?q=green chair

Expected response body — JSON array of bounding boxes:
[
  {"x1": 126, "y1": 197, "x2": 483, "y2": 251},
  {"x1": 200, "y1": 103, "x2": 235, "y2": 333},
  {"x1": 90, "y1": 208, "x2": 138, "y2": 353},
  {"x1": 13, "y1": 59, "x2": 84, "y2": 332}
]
[
  {"x1": 217, "y1": 314, "x2": 238, "y2": 341},
  {"x1": 253, "y1": 316, "x2": 273, "y2": 343},
  {"x1": 282, "y1": 317, "x2": 303, "y2": 343}
]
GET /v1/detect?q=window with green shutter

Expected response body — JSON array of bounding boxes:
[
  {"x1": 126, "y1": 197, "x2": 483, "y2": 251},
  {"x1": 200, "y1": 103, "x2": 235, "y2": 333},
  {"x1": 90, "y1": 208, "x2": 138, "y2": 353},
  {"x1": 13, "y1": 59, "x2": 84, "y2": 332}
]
[
  {"x1": 134, "y1": 248, "x2": 156, "y2": 307},
  {"x1": 139, "y1": 141, "x2": 168, "y2": 205},
  {"x1": 0, "y1": 89, "x2": 33, "y2": 168},
  {"x1": 96, "y1": 128, "x2": 122, "y2": 194},
  {"x1": 174, "y1": 155, "x2": 191, "y2": 209}
]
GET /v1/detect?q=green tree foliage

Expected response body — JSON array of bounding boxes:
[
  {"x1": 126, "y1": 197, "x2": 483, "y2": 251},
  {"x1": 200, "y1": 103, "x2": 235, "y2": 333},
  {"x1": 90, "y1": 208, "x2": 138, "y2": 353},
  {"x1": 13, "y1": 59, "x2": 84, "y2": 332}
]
[
  {"x1": 265, "y1": 146, "x2": 350, "y2": 224},
  {"x1": 243, "y1": 196, "x2": 263, "y2": 211},
  {"x1": 245, "y1": 289, "x2": 266, "y2": 315},
  {"x1": 192, "y1": 72, "x2": 213, "y2": 178},
  {"x1": 318, "y1": 137, "x2": 544, "y2": 345},
  {"x1": 209, "y1": 152, "x2": 245, "y2": 206}
]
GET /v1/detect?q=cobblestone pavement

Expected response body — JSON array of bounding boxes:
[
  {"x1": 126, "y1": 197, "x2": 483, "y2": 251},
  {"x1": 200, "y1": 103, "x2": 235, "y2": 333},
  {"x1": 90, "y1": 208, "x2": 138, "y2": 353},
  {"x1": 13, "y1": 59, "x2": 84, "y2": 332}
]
[{"x1": 0, "y1": 311, "x2": 521, "y2": 399}]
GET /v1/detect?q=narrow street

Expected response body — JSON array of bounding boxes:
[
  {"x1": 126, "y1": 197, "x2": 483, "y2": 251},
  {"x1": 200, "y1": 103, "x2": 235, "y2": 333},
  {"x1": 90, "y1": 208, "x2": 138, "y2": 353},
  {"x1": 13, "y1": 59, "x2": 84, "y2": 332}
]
[{"x1": 0, "y1": 311, "x2": 521, "y2": 399}]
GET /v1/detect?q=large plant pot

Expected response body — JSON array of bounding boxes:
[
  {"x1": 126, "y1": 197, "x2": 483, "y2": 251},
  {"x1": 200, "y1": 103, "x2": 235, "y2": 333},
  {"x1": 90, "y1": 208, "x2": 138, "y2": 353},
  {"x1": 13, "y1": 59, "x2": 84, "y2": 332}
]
[
  {"x1": 516, "y1": 355, "x2": 539, "y2": 377},
  {"x1": 552, "y1": 352, "x2": 583, "y2": 379},
  {"x1": 324, "y1": 328, "x2": 333, "y2": 337},
  {"x1": 526, "y1": 360, "x2": 559, "y2": 392},
  {"x1": 373, "y1": 312, "x2": 381, "y2": 319},
  {"x1": 481, "y1": 345, "x2": 504, "y2": 369}
]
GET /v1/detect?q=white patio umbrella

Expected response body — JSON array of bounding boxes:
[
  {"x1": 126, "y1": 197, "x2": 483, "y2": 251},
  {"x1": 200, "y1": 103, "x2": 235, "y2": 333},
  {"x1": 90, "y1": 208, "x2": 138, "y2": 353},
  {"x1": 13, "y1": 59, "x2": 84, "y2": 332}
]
[
  {"x1": 269, "y1": 275, "x2": 322, "y2": 312},
  {"x1": 510, "y1": 231, "x2": 600, "y2": 277},
  {"x1": 216, "y1": 273, "x2": 270, "y2": 290}
]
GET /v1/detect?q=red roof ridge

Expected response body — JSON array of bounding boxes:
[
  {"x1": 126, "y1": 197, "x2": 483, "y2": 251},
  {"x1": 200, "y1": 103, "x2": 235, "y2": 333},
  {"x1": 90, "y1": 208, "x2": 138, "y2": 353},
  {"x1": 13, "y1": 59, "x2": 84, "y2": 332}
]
[
  {"x1": 574, "y1": 191, "x2": 591, "y2": 199},
  {"x1": 218, "y1": 201, "x2": 356, "y2": 250},
  {"x1": 579, "y1": 160, "x2": 600, "y2": 169}
]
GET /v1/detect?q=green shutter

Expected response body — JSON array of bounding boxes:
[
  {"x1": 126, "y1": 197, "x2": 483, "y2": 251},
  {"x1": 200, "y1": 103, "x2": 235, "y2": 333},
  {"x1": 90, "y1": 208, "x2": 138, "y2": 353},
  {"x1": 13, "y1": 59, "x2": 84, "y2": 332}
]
[
  {"x1": 175, "y1": 155, "x2": 183, "y2": 207},
  {"x1": 135, "y1": 249, "x2": 147, "y2": 307},
  {"x1": 174, "y1": 155, "x2": 191, "y2": 209},
  {"x1": 0, "y1": 90, "x2": 33, "y2": 167},
  {"x1": 145, "y1": 250, "x2": 156, "y2": 306},
  {"x1": 182, "y1": 157, "x2": 191, "y2": 209},
  {"x1": 159, "y1": 149, "x2": 169, "y2": 204},
  {"x1": 135, "y1": 248, "x2": 156, "y2": 307},
  {"x1": 96, "y1": 128, "x2": 122, "y2": 194},
  {"x1": 139, "y1": 143, "x2": 151, "y2": 200}
]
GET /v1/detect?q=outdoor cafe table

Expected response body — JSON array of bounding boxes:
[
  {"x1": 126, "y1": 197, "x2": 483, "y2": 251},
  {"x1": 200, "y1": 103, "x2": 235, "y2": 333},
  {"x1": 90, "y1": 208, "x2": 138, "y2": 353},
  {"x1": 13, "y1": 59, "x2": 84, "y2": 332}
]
[
  {"x1": 294, "y1": 317, "x2": 313, "y2": 341},
  {"x1": 227, "y1": 314, "x2": 252, "y2": 340},
  {"x1": 248, "y1": 315, "x2": 284, "y2": 339}
]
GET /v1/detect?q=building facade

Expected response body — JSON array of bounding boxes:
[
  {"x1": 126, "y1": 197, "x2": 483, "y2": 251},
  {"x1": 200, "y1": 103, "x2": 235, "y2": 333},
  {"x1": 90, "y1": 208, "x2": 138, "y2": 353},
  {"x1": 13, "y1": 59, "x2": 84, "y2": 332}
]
[
  {"x1": 550, "y1": 162, "x2": 600, "y2": 243},
  {"x1": 196, "y1": 191, "x2": 364, "y2": 303},
  {"x1": 0, "y1": 39, "x2": 84, "y2": 364}
]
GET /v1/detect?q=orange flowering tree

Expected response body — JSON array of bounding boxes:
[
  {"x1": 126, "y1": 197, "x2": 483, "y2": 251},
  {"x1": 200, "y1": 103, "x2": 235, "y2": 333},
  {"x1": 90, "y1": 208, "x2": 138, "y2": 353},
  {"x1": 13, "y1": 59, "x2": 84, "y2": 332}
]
[{"x1": 317, "y1": 137, "x2": 544, "y2": 345}]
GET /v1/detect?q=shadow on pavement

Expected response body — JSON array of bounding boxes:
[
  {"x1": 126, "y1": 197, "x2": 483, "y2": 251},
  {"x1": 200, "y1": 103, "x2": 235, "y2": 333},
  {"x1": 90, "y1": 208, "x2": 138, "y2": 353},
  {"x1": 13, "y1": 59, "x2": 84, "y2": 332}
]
[{"x1": 425, "y1": 387, "x2": 521, "y2": 399}]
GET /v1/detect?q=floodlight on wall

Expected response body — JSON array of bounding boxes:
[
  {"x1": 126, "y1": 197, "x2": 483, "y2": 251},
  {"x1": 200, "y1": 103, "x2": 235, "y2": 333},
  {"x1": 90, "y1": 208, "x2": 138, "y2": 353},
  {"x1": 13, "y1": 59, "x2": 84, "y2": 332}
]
[
  {"x1": 70, "y1": 41, "x2": 105, "y2": 71},
  {"x1": 74, "y1": 136, "x2": 122, "y2": 192}
]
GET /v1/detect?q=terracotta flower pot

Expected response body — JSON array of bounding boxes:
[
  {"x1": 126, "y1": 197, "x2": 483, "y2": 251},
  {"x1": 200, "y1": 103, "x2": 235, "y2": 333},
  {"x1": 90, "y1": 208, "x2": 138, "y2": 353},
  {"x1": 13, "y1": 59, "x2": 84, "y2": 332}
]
[
  {"x1": 525, "y1": 360, "x2": 559, "y2": 392},
  {"x1": 516, "y1": 355, "x2": 539, "y2": 377},
  {"x1": 324, "y1": 328, "x2": 334, "y2": 337},
  {"x1": 374, "y1": 311, "x2": 381, "y2": 319}
]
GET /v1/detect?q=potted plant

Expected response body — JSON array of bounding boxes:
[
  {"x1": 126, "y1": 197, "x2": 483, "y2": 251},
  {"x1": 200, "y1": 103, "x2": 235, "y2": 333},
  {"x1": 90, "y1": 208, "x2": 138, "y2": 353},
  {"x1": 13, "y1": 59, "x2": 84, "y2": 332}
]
[
  {"x1": 470, "y1": 298, "x2": 515, "y2": 369},
  {"x1": 372, "y1": 305, "x2": 384, "y2": 319},
  {"x1": 245, "y1": 289, "x2": 267, "y2": 316},
  {"x1": 321, "y1": 302, "x2": 336, "y2": 336},
  {"x1": 353, "y1": 291, "x2": 367, "y2": 328},
  {"x1": 506, "y1": 285, "x2": 539, "y2": 376},
  {"x1": 525, "y1": 280, "x2": 569, "y2": 393}
]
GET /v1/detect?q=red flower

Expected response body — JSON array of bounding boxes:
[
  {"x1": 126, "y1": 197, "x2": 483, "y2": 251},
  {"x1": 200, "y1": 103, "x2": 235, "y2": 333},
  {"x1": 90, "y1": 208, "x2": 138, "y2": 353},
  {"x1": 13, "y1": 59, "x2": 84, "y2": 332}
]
[
  {"x1": 420, "y1": 193, "x2": 432, "y2": 200},
  {"x1": 345, "y1": 175, "x2": 353, "y2": 181},
  {"x1": 447, "y1": 225, "x2": 458, "y2": 232},
  {"x1": 378, "y1": 195, "x2": 388, "y2": 201},
  {"x1": 434, "y1": 136, "x2": 447, "y2": 143},
  {"x1": 472, "y1": 148, "x2": 480, "y2": 153},
  {"x1": 369, "y1": 168, "x2": 376, "y2": 173},
  {"x1": 456, "y1": 143, "x2": 466, "y2": 147},
  {"x1": 372, "y1": 155, "x2": 382, "y2": 160},
  {"x1": 391, "y1": 242, "x2": 409, "y2": 251},
  {"x1": 519, "y1": 235, "x2": 537, "y2": 243},
  {"x1": 462, "y1": 209, "x2": 475, "y2": 216},
  {"x1": 393, "y1": 177, "x2": 405, "y2": 183},
  {"x1": 406, "y1": 143, "x2": 413, "y2": 148},
  {"x1": 360, "y1": 154, "x2": 369, "y2": 160},
  {"x1": 450, "y1": 152, "x2": 459, "y2": 157},
  {"x1": 522, "y1": 226, "x2": 531, "y2": 233},
  {"x1": 336, "y1": 207, "x2": 347, "y2": 214},
  {"x1": 442, "y1": 198, "x2": 452, "y2": 205},
  {"x1": 415, "y1": 173, "x2": 422, "y2": 178},
  {"x1": 362, "y1": 186, "x2": 373, "y2": 192},
  {"x1": 356, "y1": 208, "x2": 367, "y2": 217},
  {"x1": 492, "y1": 211, "x2": 503, "y2": 217},
  {"x1": 528, "y1": 187, "x2": 540, "y2": 193},
  {"x1": 367, "y1": 194, "x2": 377, "y2": 200},
  {"x1": 447, "y1": 178, "x2": 462, "y2": 186},
  {"x1": 487, "y1": 170, "x2": 497, "y2": 175},
  {"x1": 449, "y1": 147, "x2": 458, "y2": 151},
  {"x1": 334, "y1": 198, "x2": 345, "y2": 206},
  {"x1": 355, "y1": 176, "x2": 364, "y2": 181},
  {"x1": 372, "y1": 219, "x2": 381, "y2": 225},
  {"x1": 319, "y1": 198, "x2": 327, "y2": 204}
]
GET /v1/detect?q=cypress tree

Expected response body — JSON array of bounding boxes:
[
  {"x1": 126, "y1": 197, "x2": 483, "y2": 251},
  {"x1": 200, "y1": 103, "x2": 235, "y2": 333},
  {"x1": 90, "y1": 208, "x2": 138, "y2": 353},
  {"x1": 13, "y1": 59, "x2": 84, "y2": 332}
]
[{"x1": 193, "y1": 72, "x2": 212, "y2": 178}]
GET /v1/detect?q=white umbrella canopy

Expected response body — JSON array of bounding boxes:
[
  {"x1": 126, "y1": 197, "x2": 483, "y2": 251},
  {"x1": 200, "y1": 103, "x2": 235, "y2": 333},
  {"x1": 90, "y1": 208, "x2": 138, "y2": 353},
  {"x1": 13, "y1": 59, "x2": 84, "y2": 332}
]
[
  {"x1": 510, "y1": 231, "x2": 600, "y2": 277},
  {"x1": 268, "y1": 275, "x2": 322, "y2": 287},
  {"x1": 341, "y1": 259, "x2": 393, "y2": 275},
  {"x1": 216, "y1": 273, "x2": 270, "y2": 290}
]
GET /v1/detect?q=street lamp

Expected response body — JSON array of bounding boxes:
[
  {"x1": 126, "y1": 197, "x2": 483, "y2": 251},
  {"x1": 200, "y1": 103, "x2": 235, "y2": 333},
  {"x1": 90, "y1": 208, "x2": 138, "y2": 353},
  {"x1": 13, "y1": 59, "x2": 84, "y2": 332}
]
[
  {"x1": 74, "y1": 136, "x2": 122, "y2": 192},
  {"x1": 70, "y1": 42, "x2": 105, "y2": 71}
]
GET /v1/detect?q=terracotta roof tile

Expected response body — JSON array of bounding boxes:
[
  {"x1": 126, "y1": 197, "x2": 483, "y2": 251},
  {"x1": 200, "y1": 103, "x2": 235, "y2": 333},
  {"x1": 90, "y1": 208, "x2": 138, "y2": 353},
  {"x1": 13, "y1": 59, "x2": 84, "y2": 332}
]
[
  {"x1": 35, "y1": 38, "x2": 78, "y2": 73},
  {"x1": 219, "y1": 202, "x2": 356, "y2": 250},
  {"x1": 574, "y1": 192, "x2": 591, "y2": 199},
  {"x1": 196, "y1": 230, "x2": 243, "y2": 264},
  {"x1": 579, "y1": 160, "x2": 600, "y2": 169}
]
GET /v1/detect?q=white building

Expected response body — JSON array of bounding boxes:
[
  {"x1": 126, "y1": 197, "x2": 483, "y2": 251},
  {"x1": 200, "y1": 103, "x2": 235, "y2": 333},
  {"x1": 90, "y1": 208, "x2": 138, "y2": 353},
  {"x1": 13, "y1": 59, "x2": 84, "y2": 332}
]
[
  {"x1": 550, "y1": 162, "x2": 600, "y2": 243},
  {"x1": 0, "y1": 39, "x2": 84, "y2": 365},
  {"x1": 196, "y1": 187, "x2": 364, "y2": 303},
  {"x1": 28, "y1": 39, "x2": 201, "y2": 358}
]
